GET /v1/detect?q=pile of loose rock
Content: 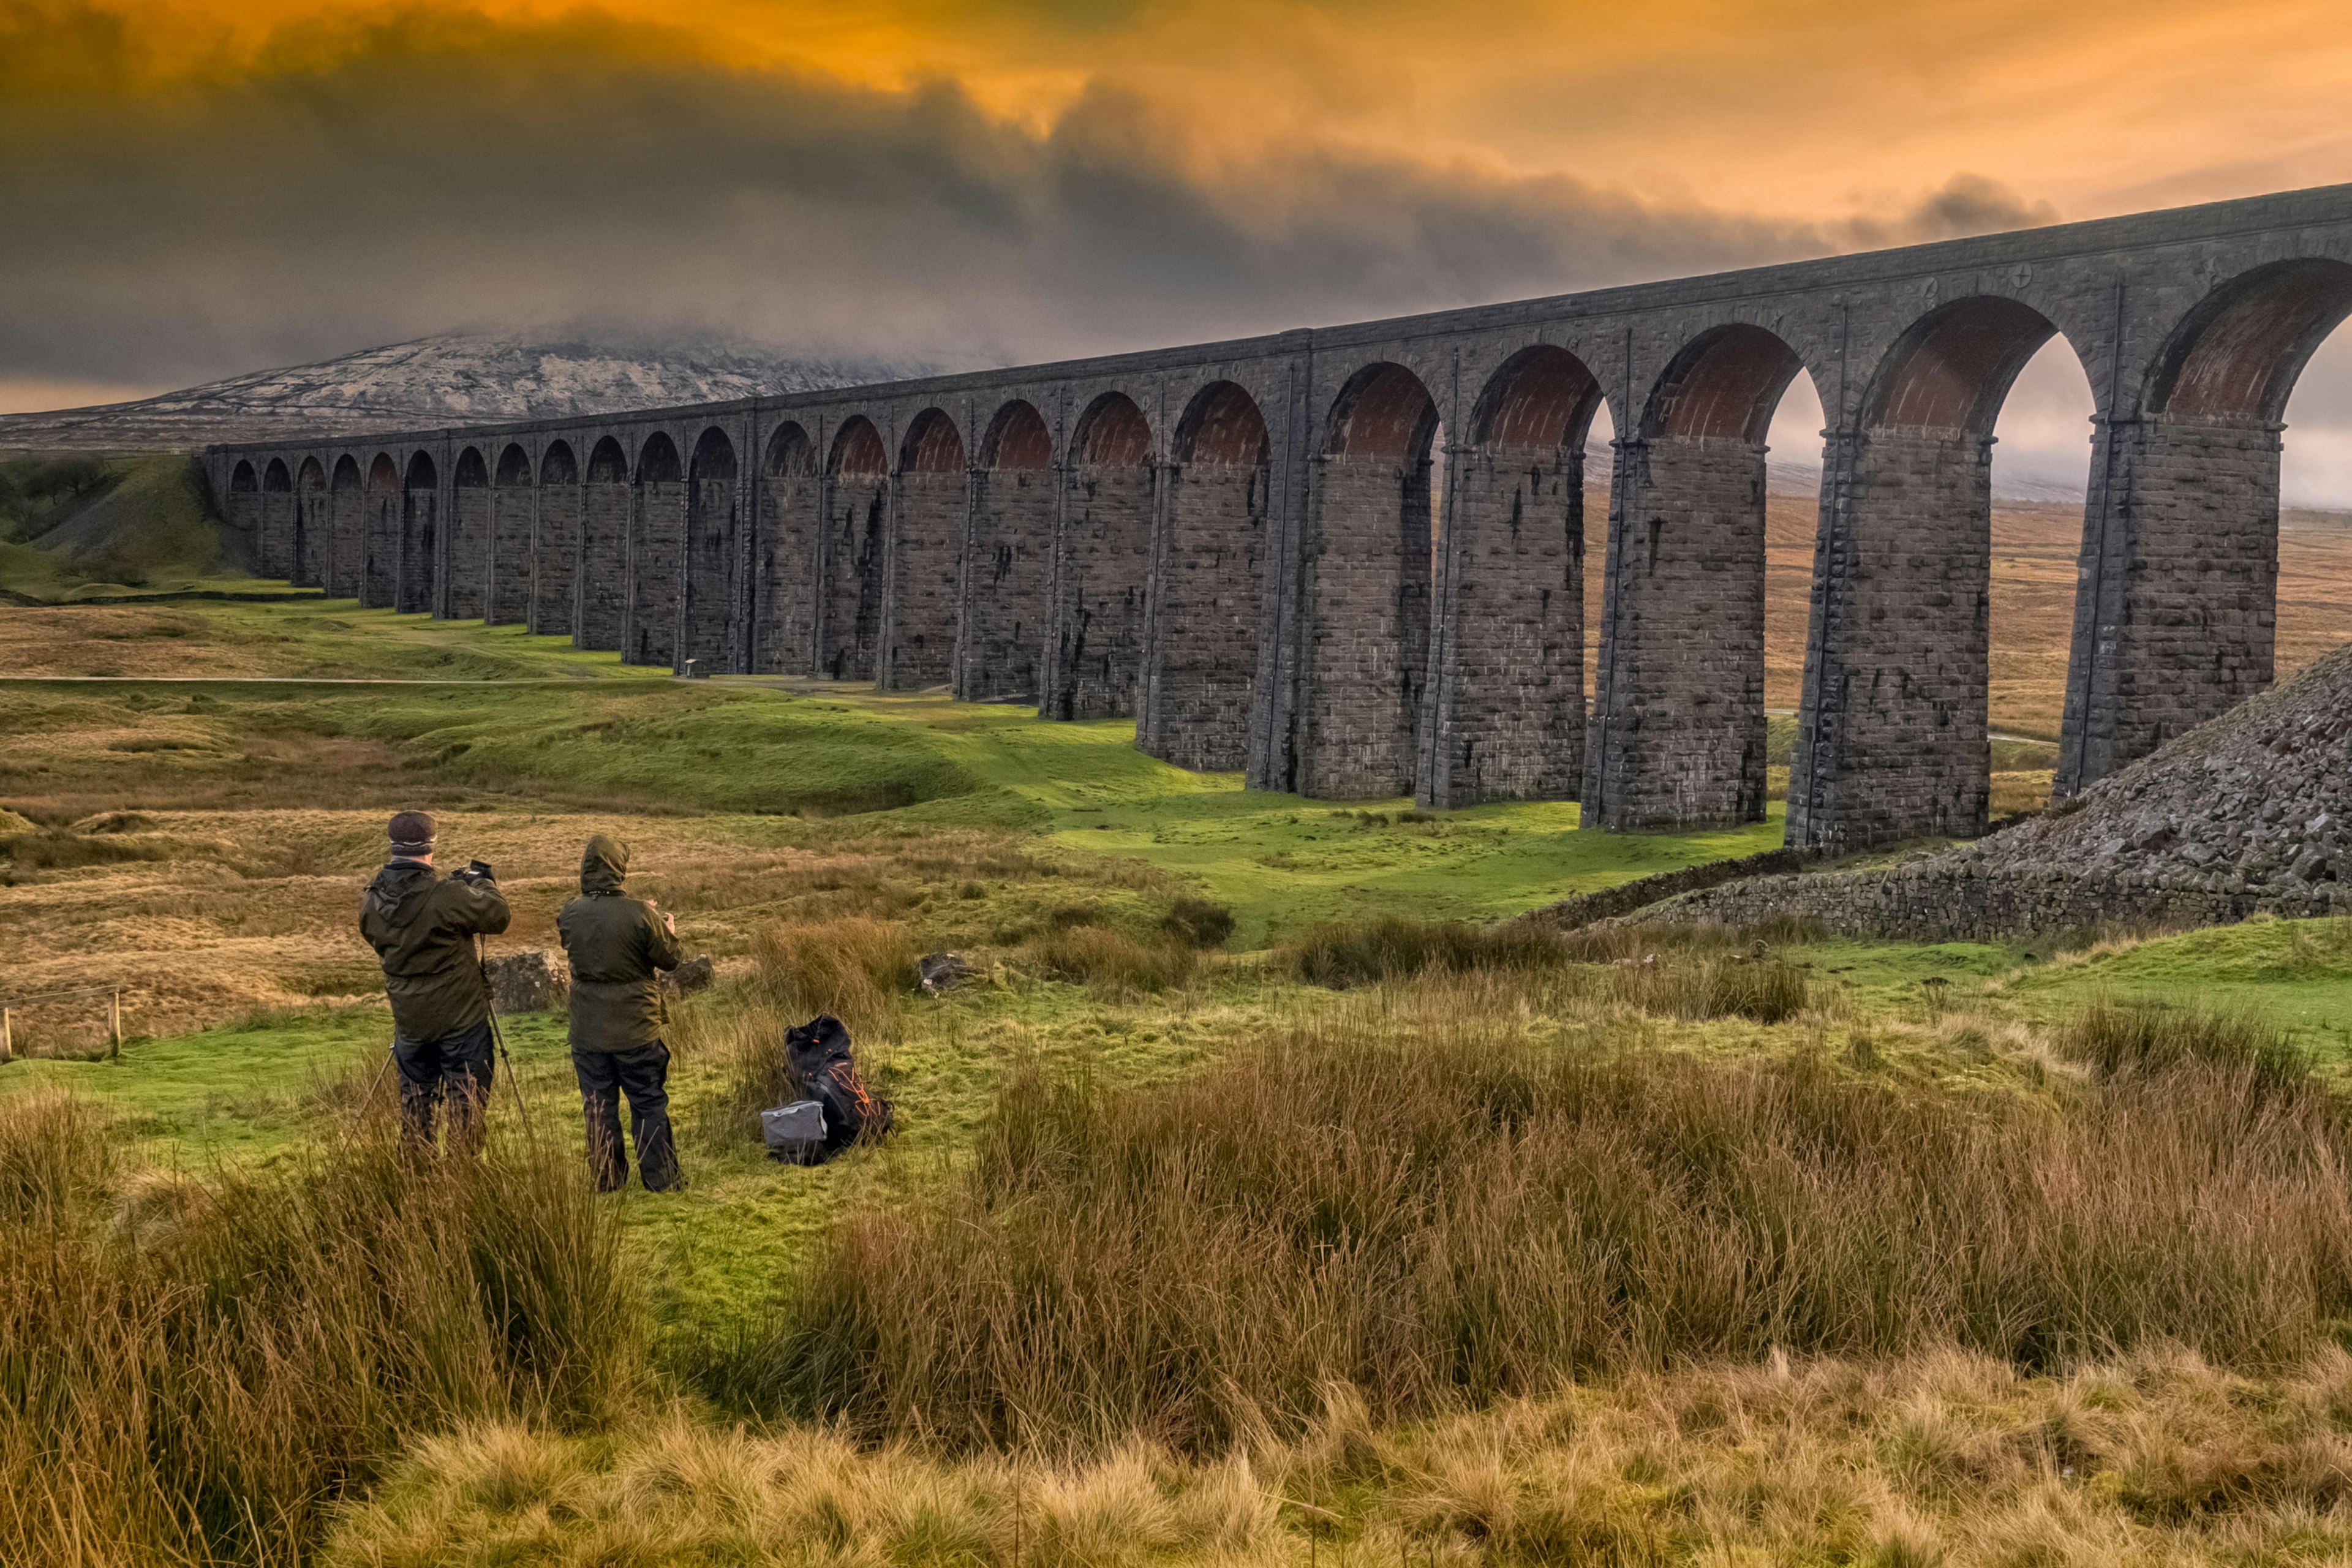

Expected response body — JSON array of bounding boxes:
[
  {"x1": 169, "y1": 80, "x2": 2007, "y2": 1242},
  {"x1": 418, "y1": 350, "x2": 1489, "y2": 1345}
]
[{"x1": 1634, "y1": 643, "x2": 2352, "y2": 941}]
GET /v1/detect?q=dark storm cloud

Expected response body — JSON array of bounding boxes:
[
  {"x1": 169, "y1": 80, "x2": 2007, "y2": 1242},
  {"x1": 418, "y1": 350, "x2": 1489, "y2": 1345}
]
[{"x1": 0, "y1": 1, "x2": 2056, "y2": 388}]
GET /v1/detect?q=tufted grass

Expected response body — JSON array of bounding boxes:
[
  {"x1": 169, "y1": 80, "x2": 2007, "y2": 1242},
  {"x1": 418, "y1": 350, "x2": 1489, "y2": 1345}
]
[
  {"x1": 729, "y1": 976, "x2": 2352, "y2": 1453},
  {"x1": 0, "y1": 1087, "x2": 635, "y2": 1568}
]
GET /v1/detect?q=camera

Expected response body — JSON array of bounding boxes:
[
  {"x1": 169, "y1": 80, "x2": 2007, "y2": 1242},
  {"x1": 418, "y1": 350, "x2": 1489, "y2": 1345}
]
[{"x1": 451, "y1": 858, "x2": 497, "y2": 886}]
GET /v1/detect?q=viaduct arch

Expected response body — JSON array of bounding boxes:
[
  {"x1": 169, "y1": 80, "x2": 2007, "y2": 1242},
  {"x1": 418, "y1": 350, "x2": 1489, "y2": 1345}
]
[{"x1": 203, "y1": 183, "x2": 2352, "y2": 851}]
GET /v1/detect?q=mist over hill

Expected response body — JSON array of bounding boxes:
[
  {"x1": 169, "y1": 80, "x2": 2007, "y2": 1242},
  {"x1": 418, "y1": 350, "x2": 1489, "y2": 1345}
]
[{"x1": 0, "y1": 333, "x2": 937, "y2": 453}]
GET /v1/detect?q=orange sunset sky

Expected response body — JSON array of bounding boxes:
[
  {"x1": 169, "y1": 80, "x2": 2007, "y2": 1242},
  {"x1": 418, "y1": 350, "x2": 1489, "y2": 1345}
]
[{"x1": 5, "y1": 0, "x2": 2352, "y2": 493}]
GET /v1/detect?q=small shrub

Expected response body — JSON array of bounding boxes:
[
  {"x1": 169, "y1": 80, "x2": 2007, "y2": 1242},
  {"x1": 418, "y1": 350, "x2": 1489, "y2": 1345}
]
[
  {"x1": 752, "y1": 916, "x2": 917, "y2": 1040},
  {"x1": 1160, "y1": 895, "x2": 1235, "y2": 951},
  {"x1": 1025, "y1": 926, "x2": 1197, "y2": 993}
]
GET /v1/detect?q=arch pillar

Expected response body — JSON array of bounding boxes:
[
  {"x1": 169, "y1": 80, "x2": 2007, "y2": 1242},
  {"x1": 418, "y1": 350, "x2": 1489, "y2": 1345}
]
[
  {"x1": 882, "y1": 413, "x2": 969, "y2": 691},
  {"x1": 1788, "y1": 424, "x2": 1993, "y2": 849},
  {"x1": 684, "y1": 430, "x2": 740, "y2": 675},
  {"x1": 1423, "y1": 435, "x2": 1586, "y2": 809},
  {"x1": 820, "y1": 424, "x2": 890, "y2": 683},
  {"x1": 2059, "y1": 413, "x2": 2283, "y2": 792},
  {"x1": 580, "y1": 445, "x2": 630, "y2": 650},
  {"x1": 292, "y1": 462, "x2": 326, "y2": 587},
  {"x1": 531, "y1": 446, "x2": 583, "y2": 641},
  {"x1": 448, "y1": 453, "x2": 491, "y2": 620},
  {"x1": 1585, "y1": 435, "x2": 1769, "y2": 827},
  {"x1": 488, "y1": 457, "x2": 533, "y2": 627},
  {"x1": 1046, "y1": 398, "x2": 1155, "y2": 721},
  {"x1": 1297, "y1": 446, "x2": 1434, "y2": 799},
  {"x1": 958, "y1": 457, "x2": 1055, "y2": 703},
  {"x1": 258, "y1": 468, "x2": 295, "y2": 581},
  {"x1": 756, "y1": 426, "x2": 821, "y2": 675},
  {"x1": 328, "y1": 462, "x2": 365, "y2": 598}
]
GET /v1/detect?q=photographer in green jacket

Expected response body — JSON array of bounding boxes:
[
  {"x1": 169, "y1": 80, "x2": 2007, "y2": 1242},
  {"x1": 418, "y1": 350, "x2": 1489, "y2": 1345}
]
[
  {"x1": 557, "y1": 835, "x2": 685, "y2": 1191},
  {"x1": 358, "y1": 810, "x2": 511, "y2": 1153}
]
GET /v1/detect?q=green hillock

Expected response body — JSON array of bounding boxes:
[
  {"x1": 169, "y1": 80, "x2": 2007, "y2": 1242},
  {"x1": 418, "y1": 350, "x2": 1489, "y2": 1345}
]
[{"x1": 0, "y1": 453, "x2": 224, "y2": 598}]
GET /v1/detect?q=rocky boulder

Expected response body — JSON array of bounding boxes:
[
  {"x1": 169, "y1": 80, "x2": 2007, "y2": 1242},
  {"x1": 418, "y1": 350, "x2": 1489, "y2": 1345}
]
[{"x1": 485, "y1": 950, "x2": 566, "y2": 1014}]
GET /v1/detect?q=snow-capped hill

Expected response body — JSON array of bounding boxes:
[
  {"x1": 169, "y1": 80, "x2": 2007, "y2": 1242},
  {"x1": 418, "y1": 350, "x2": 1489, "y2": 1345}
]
[{"x1": 0, "y1": 333, "x2": 935, "y2": 453}]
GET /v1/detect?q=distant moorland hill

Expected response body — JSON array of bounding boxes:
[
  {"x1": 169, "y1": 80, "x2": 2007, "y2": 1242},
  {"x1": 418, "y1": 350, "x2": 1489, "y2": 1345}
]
[{"x1": 0, "y1": 332, "x2": 933, "y2": 453}]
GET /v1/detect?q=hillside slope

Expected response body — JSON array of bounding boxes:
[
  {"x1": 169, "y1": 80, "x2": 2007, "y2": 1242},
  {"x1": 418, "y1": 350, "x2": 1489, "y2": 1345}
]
[{"x1": 0, "y1": 333, "x2": 933, "y2": 452}]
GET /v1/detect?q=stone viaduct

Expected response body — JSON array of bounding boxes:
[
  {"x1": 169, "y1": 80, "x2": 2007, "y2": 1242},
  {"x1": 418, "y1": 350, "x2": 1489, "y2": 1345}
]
[{"x1": 205, "y1": 183, "x2": 2352, "y2": 851}]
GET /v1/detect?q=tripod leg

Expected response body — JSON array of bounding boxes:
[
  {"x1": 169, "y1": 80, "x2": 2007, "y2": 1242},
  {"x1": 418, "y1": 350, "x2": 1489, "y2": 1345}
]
[{"x1": 356, "y1": 1044, "x2": 396, "y2": 1121}]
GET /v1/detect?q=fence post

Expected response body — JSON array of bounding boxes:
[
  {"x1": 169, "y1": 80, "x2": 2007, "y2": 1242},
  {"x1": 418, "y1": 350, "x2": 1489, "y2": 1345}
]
[
  {"x1": 110, "y1": 990, "x2": 121, "y2": 1059},
  {"x1": 1, "y1": 1006, "x2": 10, "y2": 1063}
]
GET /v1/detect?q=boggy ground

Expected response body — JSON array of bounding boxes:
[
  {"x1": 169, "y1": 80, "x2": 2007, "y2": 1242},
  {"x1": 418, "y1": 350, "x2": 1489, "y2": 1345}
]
[{"x1": 12, "y1": 598, "x2": 2352, "y2": 1566}]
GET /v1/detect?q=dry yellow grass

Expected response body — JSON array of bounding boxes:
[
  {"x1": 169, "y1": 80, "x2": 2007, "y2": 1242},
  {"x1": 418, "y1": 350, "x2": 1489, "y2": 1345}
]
[
  {"x1": 0, "y1": 605, "x2": 281, "y2": 678},
  {"x1": 326, "y1": 1345, "x2": 2352, "y2": 1567},
  {"x1": 0, "y1": 805, "x2": 1122, "y2": 1042}
]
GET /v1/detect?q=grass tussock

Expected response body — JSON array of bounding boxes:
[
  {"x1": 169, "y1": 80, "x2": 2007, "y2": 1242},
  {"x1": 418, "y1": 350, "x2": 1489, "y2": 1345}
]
[
  {"x1": 2061, "y1": 997, "x2": 2314, "y2": 1096},
  {"x1": 0, "y1": 1091, "x2": 638, "y2": 1567},
  {"x1": 325, "y1": 1347, "x2": 2352, "y2": 1566},
  {"x1": 737, "y1": 986, "x2": 2352, "y2": 1452},
  {"x1": 1024, "y1": 925, "x2": 1199, "y2": 995},
  {"x1": 1279, "y1": 916, "x2": 1568, "y2": 985},
  {"x1": 1159, "y1": 894, "x2": 1235, "y2": 951},
  {"x1": 1279, "y1": 916, "x2": 1814, "y2": 1023},
  {"x1": 752, "y1": 915, "x2": 918, "y2": 1041}
]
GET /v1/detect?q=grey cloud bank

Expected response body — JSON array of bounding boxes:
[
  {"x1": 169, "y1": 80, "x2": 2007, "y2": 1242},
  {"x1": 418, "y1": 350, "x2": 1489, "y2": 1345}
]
[{"x1": 3, "y1": 2, "x2": 2348, "y2": 501}]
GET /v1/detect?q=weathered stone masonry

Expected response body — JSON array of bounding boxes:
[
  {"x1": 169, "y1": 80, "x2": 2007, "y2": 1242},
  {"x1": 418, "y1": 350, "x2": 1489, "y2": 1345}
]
[{"x1": 208, "y1": 184, "x2": 2352, "y2": 850}]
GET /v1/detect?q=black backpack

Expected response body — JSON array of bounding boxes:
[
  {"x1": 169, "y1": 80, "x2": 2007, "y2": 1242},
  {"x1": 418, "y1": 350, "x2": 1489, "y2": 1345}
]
[{"x1": 778, "y1": 1015, "x2": 894, "y2": 1161}]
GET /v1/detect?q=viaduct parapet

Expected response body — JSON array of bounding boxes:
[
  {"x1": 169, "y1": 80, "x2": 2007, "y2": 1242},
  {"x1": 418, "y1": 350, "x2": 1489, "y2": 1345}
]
[{"x1": 204, "y1": 183, "x2": 2352, "y2": 851}]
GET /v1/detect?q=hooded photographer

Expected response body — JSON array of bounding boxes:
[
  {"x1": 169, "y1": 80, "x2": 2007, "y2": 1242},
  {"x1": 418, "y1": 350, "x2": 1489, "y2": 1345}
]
[
  {"x1": 357, "y1": 810, "x2": 511, "y2": 1153},
  {"x1": 558, "y1": 834, "x2": 685, "y2": 1191}
]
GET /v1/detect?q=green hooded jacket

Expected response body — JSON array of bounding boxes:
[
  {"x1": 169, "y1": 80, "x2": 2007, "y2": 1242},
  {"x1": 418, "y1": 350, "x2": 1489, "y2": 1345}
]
[
  {"x1": 557, "y1": 835, "x2": 685, "y2": 1054},
  {"x1": 358, "y1": 860, "x2": 511, "y2": 1041}
]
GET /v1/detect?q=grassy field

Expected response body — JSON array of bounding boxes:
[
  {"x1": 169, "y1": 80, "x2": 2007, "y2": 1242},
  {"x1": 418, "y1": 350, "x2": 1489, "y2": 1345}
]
[{"x1": 12, "y1": 583, "x2": 2352, "y2": 1565}]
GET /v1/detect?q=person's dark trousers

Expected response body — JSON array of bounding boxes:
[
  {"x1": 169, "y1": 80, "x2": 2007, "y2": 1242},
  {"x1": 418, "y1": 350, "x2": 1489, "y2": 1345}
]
[
  {"x1": 571, "y1": 1042, "x2": 679, "y2": 1192},
  {"x1": 393, "y1": 1019, "x2": 494, "y2": 1154}
]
